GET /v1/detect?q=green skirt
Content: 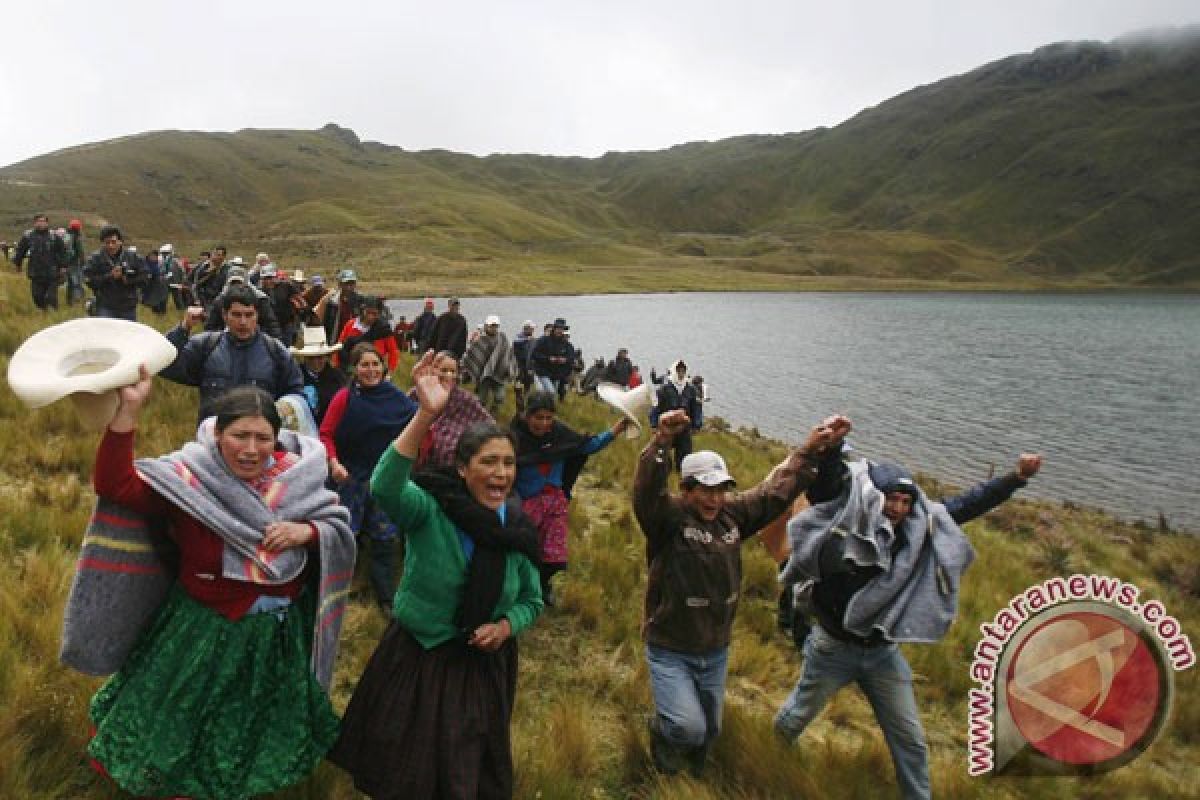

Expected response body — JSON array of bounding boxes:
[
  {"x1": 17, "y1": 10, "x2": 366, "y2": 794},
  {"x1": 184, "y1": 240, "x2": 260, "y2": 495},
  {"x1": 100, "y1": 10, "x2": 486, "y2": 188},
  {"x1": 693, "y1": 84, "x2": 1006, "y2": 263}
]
[{"x1": 88, "y1": 584, "x2": 339, "y2": 799}]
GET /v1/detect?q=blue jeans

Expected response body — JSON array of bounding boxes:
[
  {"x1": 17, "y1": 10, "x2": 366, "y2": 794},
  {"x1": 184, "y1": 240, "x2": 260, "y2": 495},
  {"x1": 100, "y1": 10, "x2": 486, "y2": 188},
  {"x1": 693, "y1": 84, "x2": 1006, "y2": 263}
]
[
  {"x1": 645, "y1": 642, "x2": 729, "y2": 774},
  {"x1": 775, "y1": 625, "x2": 929, "y2": 799}
]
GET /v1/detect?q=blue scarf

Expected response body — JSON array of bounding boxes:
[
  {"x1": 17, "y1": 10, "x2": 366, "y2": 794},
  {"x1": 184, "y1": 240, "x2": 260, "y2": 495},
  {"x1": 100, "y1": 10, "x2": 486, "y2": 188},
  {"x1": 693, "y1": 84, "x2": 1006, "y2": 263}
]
[{"x1": 334, "y1": 381, "x2": 417, "y2": 478}]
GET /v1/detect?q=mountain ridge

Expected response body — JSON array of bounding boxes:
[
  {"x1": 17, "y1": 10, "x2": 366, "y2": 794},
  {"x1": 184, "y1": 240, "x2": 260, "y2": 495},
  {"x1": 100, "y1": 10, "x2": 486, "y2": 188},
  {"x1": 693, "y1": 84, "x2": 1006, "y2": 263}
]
[{"x1": 2, "y1": 28, "x2": 1197, "y2": 291}]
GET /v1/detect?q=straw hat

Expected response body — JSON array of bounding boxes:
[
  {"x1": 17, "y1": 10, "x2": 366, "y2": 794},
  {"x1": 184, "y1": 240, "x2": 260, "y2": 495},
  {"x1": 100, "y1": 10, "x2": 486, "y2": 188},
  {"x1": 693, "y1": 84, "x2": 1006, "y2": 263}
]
[
  {"x1": 289, "y1": 326, "x2": 342, "y2": 357},
  {"x1": 7, "y1": 319, "x2": 178, "y2": 430},
  {"x1": 595, "y1": 381, "x2": 654, "y2": 439}
]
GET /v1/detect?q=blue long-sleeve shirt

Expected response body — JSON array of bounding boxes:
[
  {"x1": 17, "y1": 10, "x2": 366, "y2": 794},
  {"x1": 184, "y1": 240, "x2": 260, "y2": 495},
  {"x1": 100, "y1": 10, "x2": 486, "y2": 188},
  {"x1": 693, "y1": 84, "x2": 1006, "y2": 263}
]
[{"x1": 515, "y1": 431, "x2": 614, "y2": 499}]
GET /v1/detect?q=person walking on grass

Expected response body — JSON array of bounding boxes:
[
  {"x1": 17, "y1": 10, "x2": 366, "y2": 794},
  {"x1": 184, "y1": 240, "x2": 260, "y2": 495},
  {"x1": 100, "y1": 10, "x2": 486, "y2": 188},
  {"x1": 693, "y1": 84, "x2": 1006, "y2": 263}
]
[
  {"x1": 161, "y1": 285, "x2": 303, "y2": 423},
  {"x1": 83, "y1": 225, "x2": 148, "y2": 321},
  {"x1": 633, "y1": 408, "x2": 852, "y2": 777},
  {"x1": 13, "y1": 213, "x2": 68, "y2": 310},
  {"x1": 512, "y1": 390, "x2": 627, "y2": 606},
  {"x1": 68, "y1": 378, "x2": 355, "y2": 799},
  {"x1": 335, "y1": 296, "x2": 399, "y2": 374},
  {"x1": 652, "y1": 359, "x2": 702, "y2": 471},
  {"x1": 412, "y1": 350, "x2": 495, "y2": 469},
  {"x1": 529, "y1": 317, "x2": 575, "y2": 401},
  {"x1": 320, "y1": 343, "x2": 417, "y2": 609},
  {"x1": 427, "y1": 296, "x2": 469, "y2": 359},
  {"x1": 329, "y1": 350, "x2": 543, "y2": 799},
  {"x1": 64, "y1": 219, "x2": 87, "y2": 305},
  {"x1": 773, "y1": 450, "x2": 1042, "y2": 799},
  {"x1": 463, "y1": 314, "x2": 517, "y2": 414}
]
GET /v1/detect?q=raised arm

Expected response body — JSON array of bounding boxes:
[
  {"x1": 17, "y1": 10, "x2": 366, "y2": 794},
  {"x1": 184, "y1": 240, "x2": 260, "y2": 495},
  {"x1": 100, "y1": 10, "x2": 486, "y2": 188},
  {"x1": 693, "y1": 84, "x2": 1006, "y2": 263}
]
[
  {"x1": 95, "y1": 366, "x2": 169, "y2": 516},
  {"x1": 728, "y1": 415, "x2": 852, "y2": 535},
  {"x1": 944, "y1": 453, "x2": 1042, "y2": 525},
  {"x1": 632, "y1": 410, "x2": 688, "y2": 542}
]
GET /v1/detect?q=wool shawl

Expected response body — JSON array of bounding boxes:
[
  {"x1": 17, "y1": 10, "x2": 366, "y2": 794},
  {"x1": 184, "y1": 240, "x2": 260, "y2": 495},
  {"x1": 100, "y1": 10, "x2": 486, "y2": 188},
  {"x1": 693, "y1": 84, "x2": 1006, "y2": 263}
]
[
  {"x1": 411, "y1": 466, "x2": 541, "y2": 638},
  {"x1": 61, "y1": 425, "x2": 355, "y2": 689},
  {"x1": 511, "y1": 415, "x2": 592, "y2": 498},
  {"x1": 334, "y1": 381, "x2": 417, "y2": 479},
  {"x1": 462, "y1": 331, "x2": 515, "y2": 385},
  {"x1": 780, "y1": 460, "x2": 975, "y2": 644},
  {"x1": 414, "y1": 386, "x2": 494, "y2": 468}
]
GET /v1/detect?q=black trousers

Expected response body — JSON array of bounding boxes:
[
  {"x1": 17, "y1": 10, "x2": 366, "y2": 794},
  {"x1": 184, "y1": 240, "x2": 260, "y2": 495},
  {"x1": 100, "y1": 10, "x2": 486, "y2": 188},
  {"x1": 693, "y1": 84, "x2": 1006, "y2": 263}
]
[
  {"x1": 30, "y1": 276, "x2": 58, "y2": 309},
  {"x1": 672, "y1": 428, "x2": 693, "y2": 471}
]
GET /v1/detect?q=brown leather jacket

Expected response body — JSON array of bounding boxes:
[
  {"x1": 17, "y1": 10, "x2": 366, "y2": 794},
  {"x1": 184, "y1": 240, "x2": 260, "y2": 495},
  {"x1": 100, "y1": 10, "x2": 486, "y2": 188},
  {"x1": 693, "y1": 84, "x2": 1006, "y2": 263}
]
[{"x1": 633, "y1": 442, "x2": 818, "y2": 653}]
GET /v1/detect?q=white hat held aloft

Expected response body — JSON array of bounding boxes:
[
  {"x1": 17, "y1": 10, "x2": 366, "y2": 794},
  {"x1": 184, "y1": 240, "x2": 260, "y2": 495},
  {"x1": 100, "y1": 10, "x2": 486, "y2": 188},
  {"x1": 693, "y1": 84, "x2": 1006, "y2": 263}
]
[
  {"x1": 7, "y1": 319, "x2": 178, "y2": 430},
  {"x1": 596, "y1": 381, "x2": 654, "y2": 439}
]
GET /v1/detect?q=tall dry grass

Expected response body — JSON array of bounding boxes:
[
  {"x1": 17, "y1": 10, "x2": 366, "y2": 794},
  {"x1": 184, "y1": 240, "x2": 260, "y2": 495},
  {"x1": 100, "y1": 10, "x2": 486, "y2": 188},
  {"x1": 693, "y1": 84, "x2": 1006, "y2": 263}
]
[{"x1": 0, "y1": 270, "x2": 1197, "y2": 798}]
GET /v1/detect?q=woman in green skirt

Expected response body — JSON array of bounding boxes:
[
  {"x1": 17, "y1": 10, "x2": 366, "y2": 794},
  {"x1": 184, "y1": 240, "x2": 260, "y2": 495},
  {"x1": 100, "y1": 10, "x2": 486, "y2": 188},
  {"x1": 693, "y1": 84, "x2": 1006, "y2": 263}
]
[{"x1": 64, "y1": 372, "x2": 356, "y2": 799}]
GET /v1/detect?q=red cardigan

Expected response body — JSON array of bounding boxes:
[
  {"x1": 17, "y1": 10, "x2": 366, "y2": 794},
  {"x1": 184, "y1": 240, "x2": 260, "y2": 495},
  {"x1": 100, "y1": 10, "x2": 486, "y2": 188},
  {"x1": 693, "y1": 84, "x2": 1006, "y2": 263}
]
[{"x1": 93, "y1": 429, "x2": 305, "y2": 619}]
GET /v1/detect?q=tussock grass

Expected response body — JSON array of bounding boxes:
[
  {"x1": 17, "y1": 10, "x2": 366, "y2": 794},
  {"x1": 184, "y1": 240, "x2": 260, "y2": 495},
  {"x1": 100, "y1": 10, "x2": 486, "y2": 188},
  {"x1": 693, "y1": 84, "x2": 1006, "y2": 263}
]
[{"x1": 0, "y1": 271, "x2": 1197, "y2": 797}]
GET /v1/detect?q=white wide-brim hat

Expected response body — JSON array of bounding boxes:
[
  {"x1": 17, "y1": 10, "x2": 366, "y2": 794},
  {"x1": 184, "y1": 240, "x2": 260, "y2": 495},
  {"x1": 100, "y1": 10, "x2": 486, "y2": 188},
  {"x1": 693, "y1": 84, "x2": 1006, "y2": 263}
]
[
  {"x1": 289, "y1": 326, "x2": 342, "y2": 357},
  {"x1": 596, "y1": 381, "x2": 654, "y2": 439},
  {"x1": 7, "y1": 319, "x2": 179, "y2": 430}
]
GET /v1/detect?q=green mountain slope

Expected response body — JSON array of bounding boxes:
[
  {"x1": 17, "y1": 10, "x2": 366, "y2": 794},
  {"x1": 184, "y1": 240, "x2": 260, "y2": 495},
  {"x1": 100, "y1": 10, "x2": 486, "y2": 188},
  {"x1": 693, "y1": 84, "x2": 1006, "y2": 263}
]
[{"x1": 2, "y1": 28, "x2": 1197, "y2": 291}]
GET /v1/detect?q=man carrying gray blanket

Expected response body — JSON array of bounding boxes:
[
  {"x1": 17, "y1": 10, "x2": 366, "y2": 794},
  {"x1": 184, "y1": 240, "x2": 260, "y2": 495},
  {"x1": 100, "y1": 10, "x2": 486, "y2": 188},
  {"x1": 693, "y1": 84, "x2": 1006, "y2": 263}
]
[{"x1": 775, "y1": 450, "x2": 1041, "y2": 799}]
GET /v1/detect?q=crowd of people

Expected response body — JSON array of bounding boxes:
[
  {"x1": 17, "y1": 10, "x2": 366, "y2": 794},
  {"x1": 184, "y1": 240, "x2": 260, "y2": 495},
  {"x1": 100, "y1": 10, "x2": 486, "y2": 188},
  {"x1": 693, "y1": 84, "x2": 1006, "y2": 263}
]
[{"x1": 23, "y1": 214, "x2": 1046, "y2": 799}]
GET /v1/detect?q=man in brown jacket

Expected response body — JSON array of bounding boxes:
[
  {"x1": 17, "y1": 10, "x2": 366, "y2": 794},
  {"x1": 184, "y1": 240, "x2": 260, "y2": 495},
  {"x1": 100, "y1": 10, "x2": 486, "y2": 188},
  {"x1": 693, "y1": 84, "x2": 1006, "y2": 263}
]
[{"x1": 633, "y1": 409, "x2": 851, "y2": 776}]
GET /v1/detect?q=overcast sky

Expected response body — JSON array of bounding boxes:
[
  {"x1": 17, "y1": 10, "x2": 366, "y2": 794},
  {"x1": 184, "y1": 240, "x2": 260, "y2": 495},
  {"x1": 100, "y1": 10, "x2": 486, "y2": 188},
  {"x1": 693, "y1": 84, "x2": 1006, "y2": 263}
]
[{"x1": 1, "y1": 1, "x2": 1195, "y2": 168}]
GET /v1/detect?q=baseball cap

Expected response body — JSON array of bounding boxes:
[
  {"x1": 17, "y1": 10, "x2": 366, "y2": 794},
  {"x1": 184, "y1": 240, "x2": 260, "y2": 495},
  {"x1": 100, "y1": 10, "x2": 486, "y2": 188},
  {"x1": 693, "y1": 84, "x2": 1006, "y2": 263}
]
[
  {"x1": 680, "y1": 451, "x2": 735, "y2": 487},
  {"x1": 485, "y1": 314, "x2": 500, "y2": 326},
  {"x1": 338, "y1": 269, "x2": 358, "y2": 283}
]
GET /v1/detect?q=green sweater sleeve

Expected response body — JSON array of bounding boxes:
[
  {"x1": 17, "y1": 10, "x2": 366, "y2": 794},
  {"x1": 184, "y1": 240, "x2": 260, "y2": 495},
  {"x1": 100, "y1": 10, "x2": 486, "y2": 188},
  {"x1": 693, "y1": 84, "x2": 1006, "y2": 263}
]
[
  {"x1": 502, "y1": 554, "x2": 544, "y2": 636},
  {"x1": 370, "y1": 445, "x2": 436, "y2": 531}
]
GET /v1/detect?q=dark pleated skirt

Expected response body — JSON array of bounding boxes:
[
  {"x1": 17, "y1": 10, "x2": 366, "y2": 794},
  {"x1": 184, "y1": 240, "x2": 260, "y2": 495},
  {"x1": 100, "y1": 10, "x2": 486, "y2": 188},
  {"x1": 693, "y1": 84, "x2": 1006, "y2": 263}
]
[{"x1": 329, "y1": 621, "x2": 518, "y2": 800}]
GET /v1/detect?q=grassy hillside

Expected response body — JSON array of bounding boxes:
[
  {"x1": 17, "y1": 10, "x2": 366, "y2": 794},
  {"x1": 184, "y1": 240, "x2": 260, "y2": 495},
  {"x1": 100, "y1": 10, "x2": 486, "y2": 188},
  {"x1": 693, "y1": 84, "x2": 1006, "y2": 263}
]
[
  {"x1": 0, "y1": 273, "x2": 1196, "y2": 798},
  {"x1": 2, "y1": 29, "x2": 1198, "y2": 292}
]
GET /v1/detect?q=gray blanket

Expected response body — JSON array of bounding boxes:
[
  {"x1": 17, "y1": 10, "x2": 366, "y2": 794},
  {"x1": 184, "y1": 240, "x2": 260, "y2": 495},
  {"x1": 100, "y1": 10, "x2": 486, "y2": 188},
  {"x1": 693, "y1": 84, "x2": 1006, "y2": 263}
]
[
  {"x1": 781, "y1": 460, "x2": 975, "y2": 643},
  {"x1": 62, "y1": 425, "x2": 355, "y2": 689}
]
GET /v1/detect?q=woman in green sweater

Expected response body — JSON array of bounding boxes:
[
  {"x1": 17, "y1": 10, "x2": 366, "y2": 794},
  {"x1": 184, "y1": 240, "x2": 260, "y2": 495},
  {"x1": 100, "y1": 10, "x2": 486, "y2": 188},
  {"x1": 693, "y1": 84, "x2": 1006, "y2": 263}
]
[{"x1": 330, "y1": 350, "x2": 544, "y2": 799}]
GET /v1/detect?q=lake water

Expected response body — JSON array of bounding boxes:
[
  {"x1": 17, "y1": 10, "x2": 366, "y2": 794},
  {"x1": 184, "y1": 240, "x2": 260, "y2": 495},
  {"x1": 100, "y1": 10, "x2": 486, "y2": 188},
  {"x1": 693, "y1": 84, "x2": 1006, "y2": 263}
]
[{"x1": 392, "y1": 292, "x2": 1199, "y2": 531}]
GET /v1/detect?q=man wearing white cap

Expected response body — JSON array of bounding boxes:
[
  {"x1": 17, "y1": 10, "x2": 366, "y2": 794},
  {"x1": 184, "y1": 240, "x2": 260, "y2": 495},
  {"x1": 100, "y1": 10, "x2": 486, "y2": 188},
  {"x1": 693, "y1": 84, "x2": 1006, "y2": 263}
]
[
  {"x1": 461, "y1": 314, "x2": 516, "y2": 413},
  {"x1": 633, "y1": 408, "x2": 852, "y2": 777}
]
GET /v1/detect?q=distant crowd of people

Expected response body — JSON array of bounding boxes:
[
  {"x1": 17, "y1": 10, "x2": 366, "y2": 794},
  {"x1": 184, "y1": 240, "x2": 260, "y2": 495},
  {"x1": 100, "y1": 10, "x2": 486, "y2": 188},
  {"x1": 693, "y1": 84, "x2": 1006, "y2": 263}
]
[{"x1": 26, "y1": 211, "x2": 1044, "y2": 800}]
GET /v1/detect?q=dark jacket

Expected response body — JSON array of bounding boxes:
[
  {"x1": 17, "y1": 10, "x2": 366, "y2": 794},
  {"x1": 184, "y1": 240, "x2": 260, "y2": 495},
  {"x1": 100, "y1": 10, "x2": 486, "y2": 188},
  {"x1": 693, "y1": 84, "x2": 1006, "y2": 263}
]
[
  {"x1": 412, "y1": 309, "x2": 438, "y2": 351},
  {"x1": 160, "y1": 327, "x2": 304, "y2": 422},
  {"x1": 603, "y1": 356, "x2": 633, "y2": 387},
  {"x1": 656, "y1": 380, "x2": 701, "y2": 430},
  {"x1": 530, "y1": 334, "x2": 575, "y2": 381},
  {"x1": 428, "y1": 309, "x2": 468, "y2": 358},
  {"x1": 805, "y1": 454, "x2": 1028, "y2": 645},
  {"x1": 14, "y1": 229, "x2": 67, "y2": 278},
  {"x1": 512, "y1": 334, "x2": 535, "y2": 377},
  {"x1": 633, "y1": 440, "x2": 818, "y2": 653},
  {"x1": 265, "y1": 280, "x2": 302, "y2": 328},
  {"x1": 140, "y1": 257, "x2": 170, "y2": 308},
  {"x1": 203, "y1": 287, "x2": 283, "y2": 340},
  {"x1": 84, "y1": 248, "x2": 148, "y2": 313},
  {"x1": 189, "y1": 260, "x2": 228, "y2": 308}
]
